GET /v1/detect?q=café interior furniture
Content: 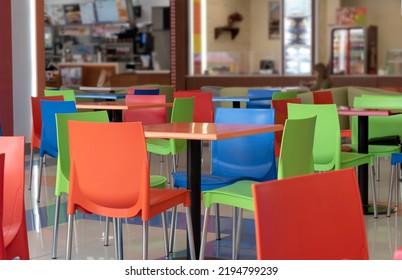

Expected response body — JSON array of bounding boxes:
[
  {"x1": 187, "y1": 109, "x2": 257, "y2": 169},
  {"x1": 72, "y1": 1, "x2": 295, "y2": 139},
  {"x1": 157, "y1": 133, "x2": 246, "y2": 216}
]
[
  {"x1": 0, "y1": 136, "x2": 30, "y2": 260},
  {"x1": 44, "y1": 89, "x2": 76, "y2": 102},
  {"x1": 199, "y1": 116, "x2": 316, "y2": 260},
  {"x1": 252, "y1": 168, "x2": 369, "y2": 260},
  {"x1": 123, "y1": 94, "x2": 167, "y2": 125},
  {"x1": 65, "y1": 121, "x2": 195, "y2": 260}
]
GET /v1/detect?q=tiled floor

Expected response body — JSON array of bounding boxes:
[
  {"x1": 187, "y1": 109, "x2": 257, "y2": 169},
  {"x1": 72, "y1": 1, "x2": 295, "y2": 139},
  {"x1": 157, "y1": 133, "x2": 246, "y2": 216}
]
[{"x1": 25, "y1": 146, "x2": 402, "y2": 260}]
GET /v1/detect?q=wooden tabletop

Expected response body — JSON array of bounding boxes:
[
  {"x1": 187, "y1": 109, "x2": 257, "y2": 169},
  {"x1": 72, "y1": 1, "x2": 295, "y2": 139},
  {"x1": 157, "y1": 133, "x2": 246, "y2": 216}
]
[
  {"x1": 337, "y1": 106, "x2": 397, "y2": 116},
  {"x1": 76, "y1": 101, "x2": 173, "y2": 110},
  {"x1": 212, "y1": 96, "x2": 272, "y2": 102},
  {"x1": 143, "y1": 122, "x2": 283, "y2": 141}
]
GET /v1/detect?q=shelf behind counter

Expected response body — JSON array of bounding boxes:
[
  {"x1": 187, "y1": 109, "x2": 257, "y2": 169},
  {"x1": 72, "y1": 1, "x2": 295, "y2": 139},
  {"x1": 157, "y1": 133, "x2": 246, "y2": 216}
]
[{"x1": 53, "y1": 62, "x2": 171, "y2": 88}]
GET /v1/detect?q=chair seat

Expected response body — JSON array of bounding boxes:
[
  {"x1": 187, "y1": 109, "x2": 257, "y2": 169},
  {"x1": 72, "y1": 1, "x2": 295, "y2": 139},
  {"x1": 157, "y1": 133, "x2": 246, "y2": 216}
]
[
  {"x1": 202, "y1": 180, "x2": 257, "y2": 211},
  {"x1": 340, "y1": 152, "x2": 373, "y2": 169},
  {"x1": 150, "y1": 175, "x2": 167, "y2": 188},
  {"x1": 147, "y1": 189, "x2": 191, "y2": 219},
  {"x1": 346, "y1": 144, "x2": 400, "y2": 157},
  {"x1": 146, "y1": 138, "x2": 171, "y2": 155},
  {"x1": 172, "y1": 171, "x2": 240, "y2": 191}
]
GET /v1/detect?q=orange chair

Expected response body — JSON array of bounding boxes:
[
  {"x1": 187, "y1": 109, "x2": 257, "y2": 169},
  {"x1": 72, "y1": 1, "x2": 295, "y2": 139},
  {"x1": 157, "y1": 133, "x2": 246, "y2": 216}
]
[
  {"x1": 271, "y1": 98, "x2": 301, "y2": 158},
  {"x1": 65, "y1": 121, "x2": 195, "y2": 260},
  {"x1": 378, "y1": 86, "x2": 401, "y2": 93},
  {"x1": 0, "y1": 153, "x2": 5, "y2": 259},
  {"x1": 174, "y1": 90, "x2": 214, "y2": 122},
  {"x1": 312, "y1": 90, "x2": 351, "y2": 139},
  {"x1": 252, "y1": 168, "x2": 368, "y2": 260},
  {"x1": 123, "y1": 94, "x2": 167, "y2": 125},
  {"x1": 0, "y1": 136, "x2": 30, "y2": 260},
  {"x1": 29, "y1": 95, "x2": 64, "y2": 190}
]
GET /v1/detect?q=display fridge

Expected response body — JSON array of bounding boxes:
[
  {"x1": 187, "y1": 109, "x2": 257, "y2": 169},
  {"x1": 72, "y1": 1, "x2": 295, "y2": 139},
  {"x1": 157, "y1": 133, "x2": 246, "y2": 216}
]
[
  {"x1": 330, "y1": 25, "x2": 377, "y2": 75},
  {"x1": 283, "y1": 0, "x2": 313, "y2": 75}
]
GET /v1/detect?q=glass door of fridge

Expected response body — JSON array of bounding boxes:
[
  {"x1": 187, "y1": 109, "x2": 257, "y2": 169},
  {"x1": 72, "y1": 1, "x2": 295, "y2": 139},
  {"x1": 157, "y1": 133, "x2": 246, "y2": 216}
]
[
  {"x1": 331, "y1": 28, "x2": 348, "y2": 74},
  {"x1": 349, "y1": 28, "x2": 366, "y2": 74}
]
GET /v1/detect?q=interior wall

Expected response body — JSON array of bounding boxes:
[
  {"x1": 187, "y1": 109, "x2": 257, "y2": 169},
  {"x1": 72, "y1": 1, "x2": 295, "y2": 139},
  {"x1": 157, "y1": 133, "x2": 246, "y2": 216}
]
[
  {"x1": 250, "y1": 0, "x2": 281, "y2": 74},
  {"x1": 340, "y1": 0, "x2": 402, "y2": 70}
]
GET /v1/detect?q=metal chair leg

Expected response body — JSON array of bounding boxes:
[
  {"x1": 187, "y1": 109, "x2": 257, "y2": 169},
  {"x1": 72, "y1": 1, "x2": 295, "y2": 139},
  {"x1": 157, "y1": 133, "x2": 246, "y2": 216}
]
[
  {"x1": 396, "y1": 164, "x2": 400, "y2": 209},
  {"x1": 28, "y1": 148, "x2": 34, "y2": 190},
  {"x1": 65, "y1": 214, "x2": 74, "y2": 260},
  {"x1": 235, "y1": 208, "x2": 243, "y2": 260},
  {"x1": 116, "y1": 218, "x2": 123, "y2": 260},
  {"x1": 162, "y1": 212, "x2": 170, "y2": 257},
  {"x1": 143, "y1": 221, "x2": 149, "y2": 260},
  {"x1": 51, "y1": 195, "x2": 61, "y2": 259},
  {"x1": 370, "y1": 166, "x2": 378, "y2": 218},
  {"x1": 104, "y1": 217, "x2": 110, "y2": 246},
  {"x1": 376, "y1": 157, "x2": 380, "y2": 181},
  {"x1": 199, "y1": 207, "x2": 211, "y2": 260},
  {"x1": 215, "y1": 204, "x2": 221, "y2": 240},
  {"x1": 185, "y1": 207, "x2": 196, "y2": 260},
  {"x1": 37, "y1": 156, "x2": 44, "y2": 203},
  {"x1": 387, "y1": 164, "x2": 396, "y2": 217},
  {"x1": 231, "y1": 207, "x2": 238, "y2": 260},
  {"x1": 169, "y1": 206, "x2": 177, "y2": 254}
]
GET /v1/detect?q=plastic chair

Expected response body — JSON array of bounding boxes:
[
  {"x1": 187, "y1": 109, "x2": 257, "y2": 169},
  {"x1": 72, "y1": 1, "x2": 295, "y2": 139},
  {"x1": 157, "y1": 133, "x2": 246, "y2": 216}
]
[
  {"x1": 312, "y1": 90, "x2": 352, "y2": 139},
  {"x1": 44, "y1": 89, "x2": 76, "y2": 102},
  {"x1": 252, "y1": 168, "x2": 369, "y2": 260},
  {"x1": 0, "y1": 153, "x2": 5, "y2": 259},
  {"x1": 128, "y1": 87, "x2": 160, "y2": 95},
  {"x1": 246, "y1": 89, "x2": 279, "y2": 109},
  {"x1": 174, "y1": 91, "x2": 214, "y2": 122},
  {"x1": 393, "y1": 247, "x2": 402, "y2": 259},
  {"x1": 37, "y1": 100, "x2": 77, "y2": 203},
  {"x1": 287, "y1": 103, "x2": 378, "y2": 217},
  {"x1": 271, "y1": 98, "x2": 301, "y2": 157},
  {"x1": 199, "y1": 116, "x2": 316, "y2": 259},
  {"x1": 29, "y1": 95, "x2": 64, "y2": 190},
  {"x1": 123, "y1": 94, "x2": 167, "y2": 125},
  {"x1": 0, "y1": 123, "x2": 2, "y2": 136},
  {"x1": 351, "y1": 96, "x2": 402, "y2": 182},
  {"x1": 65, "y1": 121, "x2": 195, "y2": 260},
  {"x1": 272, "y1": 91, "x2": 298, "y2": 100},
  {"x1": 0, "y1": 136, "x2": 30, "y2": 260},
  {"x1": 387, "y1": 153, "x2": 402, "y2": 217}
]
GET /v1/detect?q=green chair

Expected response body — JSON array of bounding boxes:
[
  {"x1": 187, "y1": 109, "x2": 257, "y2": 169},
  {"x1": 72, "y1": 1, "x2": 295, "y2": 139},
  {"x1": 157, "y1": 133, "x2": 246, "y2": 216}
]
[
  {"x1": 146, "y1": 97, "x2": 195, "y2": 182},
  {"x1": 199, "y1": 116, "x2": 317, "y2": 260},
  {"x1": 351, "y1": 96, "x2": 402, "y2": 182},
  {"x1": 52, "y1": 110, "x2": 168, "y2": 259},
  {"x1": 44, "y1": 89, "x2": 76, "y2": 102},
  {"x1": 287, "y1": 103, "x2": 378, "y2": 217},
  {"x1": 272, "y1": 91, "x2": 298, "y2": 100}
]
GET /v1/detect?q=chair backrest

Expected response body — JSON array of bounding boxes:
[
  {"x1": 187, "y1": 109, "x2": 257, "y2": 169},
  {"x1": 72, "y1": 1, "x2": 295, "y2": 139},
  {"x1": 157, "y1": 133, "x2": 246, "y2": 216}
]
[
  {"x1": 68, "y1": 121, "x2": 150, "y2": 219},
  {"x1": 252, "y1": 168, "x2": 369, "y2": 260},
  {"x1": 277, "y1": 117, "x2": 316, "y2": 179},
  {"x1": 169, "y1": 97, "x2": 195, "y2": 155},
  {"x1": 212, "y1": 108, "x2": 276, "y2": 181},
  {"x1": 39, "y1": 100, "x2": 77, "y2": 158},
  {"x1": 246, "y1": 89, "x2": 279, "y2": 109},
  {"x1": 393, "y1": 247, "x2": 402, "y2": 259},
  {"x1": 0, "y1": 136, "x2": 29, "y2": 260},
  {"x1": 174, "y1": 91, "x2": 214, "y2": 122},
  {"x1": 128, "y1": 87, "x2": 160, "y2": 95},
  {"x1": 44, "y1": 89, "x2": 76, "y2": 102},
  {"x1": 0, "y1": 153, "x2": 5, "y2": 259},
  {"x1": 0, "y1": 123, "x2": 2, "y2": 136},
  {"x1": 271, "y1": 98, "x2": 301, "y2": 157},
  {"x1": 30, "y1": 96, "x2": 64, "y2": 149},
  {"x1": 123, "y1": 94, "x2": 167, "y2": 125},
  {"x1": 55, "y1": 111, "x2": 110, "y2": 197},
  {"x1": 272, "y1": 91, "x2": 298, "y2": 100},
  {"x1": 352, "y1": 96, "x2": 402, "y2": 145},
  {"x1": 312, "y1": 90, "x2": 334, "y2": 104},
  {"x1": 287, "y1": 103, "x2": 341, "y2": 171}
]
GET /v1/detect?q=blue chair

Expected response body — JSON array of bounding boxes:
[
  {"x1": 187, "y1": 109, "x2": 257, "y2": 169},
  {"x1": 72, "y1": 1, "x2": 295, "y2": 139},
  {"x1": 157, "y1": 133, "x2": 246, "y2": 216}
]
[
  {"x1": 171, "y1": 108, "x2": 276, "y2": 250},
  {"x1": 128, "y1": 87, "x2": 160, "y2": 95},
  {"x1": 0, "y1": 123, "x2": 2, "y2": 136},
  {"x1": 387, "y1": 153, "x2": 402, "y2": 216},
  {"x1": 245, "y1": 89, "x2": 280, "y2": 109},
  {"x1": 37, "y1": 100, "x2": 76, "y2": 203}
]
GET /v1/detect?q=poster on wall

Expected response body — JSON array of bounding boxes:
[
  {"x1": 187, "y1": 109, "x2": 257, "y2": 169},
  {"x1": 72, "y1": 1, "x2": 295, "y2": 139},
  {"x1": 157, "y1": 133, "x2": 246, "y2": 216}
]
[
  {"x1": 269, "y1": 1, "x2": 280, "y2": 39},
  {"x1": 45, "y1": 4, "x2": 66, "y2": 25},
  {"x1": 336, "y1": 7, "x2": 367, "y2": 26}
]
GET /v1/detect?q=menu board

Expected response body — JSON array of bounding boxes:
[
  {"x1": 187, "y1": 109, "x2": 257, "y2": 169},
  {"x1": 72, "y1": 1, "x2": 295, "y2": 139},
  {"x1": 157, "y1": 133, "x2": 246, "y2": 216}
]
[
  {"x1": 80, "y1": 3, "x2": 96, "y2": 24},
  {"x1": 45, "y1": 4, "x2": 66, "y2": 25},
  {"x1": 95, "y1": 0, "x2": 129, "y2": 22}
]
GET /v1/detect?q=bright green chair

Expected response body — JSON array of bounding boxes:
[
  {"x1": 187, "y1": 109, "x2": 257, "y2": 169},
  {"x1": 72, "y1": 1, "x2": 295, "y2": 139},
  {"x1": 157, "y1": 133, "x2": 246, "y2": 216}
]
[
  {"x1": 272, "y1": 91, "x2": 298, "y2": 100},
  {"x1": 44, "y1": 89, "x2": 76, "y2": 102},
  {"x1": 287, "y1": 103, "x2": 378, "y2": 217},
  {"x1": 199, "y1": 116, "x2": 317, "y2": 260},
  {"x1": 52, "y1": 110, "x2": 168, "y2": 259},
  {"x1": 351, "y1": 96, "x2": 402, "y2": 182},
  {"x1": 146, "y1": 97, "x2": 195, "y2": 181}
]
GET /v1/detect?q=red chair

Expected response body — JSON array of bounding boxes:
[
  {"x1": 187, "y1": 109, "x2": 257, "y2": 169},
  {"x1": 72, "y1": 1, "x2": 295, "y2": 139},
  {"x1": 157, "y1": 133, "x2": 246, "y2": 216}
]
[
  {"x1": 312, "y1": 90, "x2": 351, "y2": 139},
  {"x1": 65, "y1": 121, "x2": 195, "y2": 260},
  {"x1": 0, "y1": 136, "x2": 30, "y2": 260},
  {"x1": 0, "y1": 153, "x2": 5, "y2": 259},
  {"x1": 127, "y1": 87, "x2": 160, "y2": 95},
  {"x1": 393, "y1": 247, "x2": 402, "y2": 259},
  {"x1": 271, "y1": 98, "x2": 301, "y2": 158},
  {"x1": 123, "y1": 94, "x2": 167, "y2": 125},
  {"x1": 29, "y1": 95, "x2": 64, "y2": 190},
  {"x1": 252, "y1": 168, "x2": 368, "y2": 260},
  {"x1": 174, "y1": 90, "x2": 214, "y2": 122}
]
